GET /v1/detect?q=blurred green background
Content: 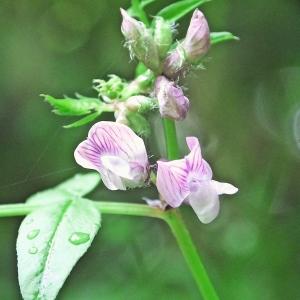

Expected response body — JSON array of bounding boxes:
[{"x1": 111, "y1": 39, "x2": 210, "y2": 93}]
[{"x1": 1, "y1": 0, "x2": 300, "y2": 299}]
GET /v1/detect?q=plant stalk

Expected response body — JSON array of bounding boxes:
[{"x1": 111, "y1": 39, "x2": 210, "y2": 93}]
[
  {"x1": 164, "y1": 209, "x2": 219, "y2": 300},
  {"x1": 162, "y1": 118, "x2": 219, "y2": 300},
  {"x1": 0, "y1": 202, "x2": 165, "y2": 219},
  {"x1": 162, "y1": 118, "x2": 180, "y2": 160}
]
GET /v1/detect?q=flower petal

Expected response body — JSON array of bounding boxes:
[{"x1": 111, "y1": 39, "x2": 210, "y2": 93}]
[
  {"x1": 74, "y1": 140, "x2": 101, "y2": 171},
  {"x1": 99, "y1": 167, "x2": 126, "y2": 191},
  {"x1": 185, "y1": 137, "x2": 212, "y2": 179},
  {"x1": 101, "y1": 155, "x2": 133, "y2": 180},
  {"x1": 188, "y1": 182, "x2": 220, "y2": 224},
  {"x1": 156, "y1": 159, "x2": 190, "y2": 207},
  {"x1": 88, "y1": 121, "x2": 147, "y2": 165},
  {"x1": 211, "y1": 180, "x2": 238, "y2": 195},
  {"x1": 186, "y1": 136, "x2": 199, "y2": 151}
]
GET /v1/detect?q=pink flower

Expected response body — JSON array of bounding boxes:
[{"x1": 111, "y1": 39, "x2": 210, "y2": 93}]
[
  {"x1": 156, "y1": 137, "x2": 238, "y2": 223},
  {"x1": 74, "y1": 121, "x2": 149, "y2": 190},
  {"x1": 155, "y1": 76, "x2": 189, "y2": 120}
]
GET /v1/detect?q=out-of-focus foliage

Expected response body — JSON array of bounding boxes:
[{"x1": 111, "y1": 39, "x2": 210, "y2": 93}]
[{"x1": 0, "y1": 0, "x2": 300, "y2": 299}]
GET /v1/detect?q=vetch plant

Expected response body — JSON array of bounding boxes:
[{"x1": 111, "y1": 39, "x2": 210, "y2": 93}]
[{"x1": 0, "y1": 1, "x2": 239, "y2": 299}]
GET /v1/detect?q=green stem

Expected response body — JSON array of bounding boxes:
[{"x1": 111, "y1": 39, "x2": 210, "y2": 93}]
[
  {"x1": 165, "y1": 210, "x2": 219, "y2": 300},
  {"x1": 0, "y1": 202, "x2": 165, "y2": 219},
  {"x1": 162, "y1": 118, "x2": 180, "y2": 159},
  {"x1": 162, "y1": 118, "x2": 219, "y2": 300}
]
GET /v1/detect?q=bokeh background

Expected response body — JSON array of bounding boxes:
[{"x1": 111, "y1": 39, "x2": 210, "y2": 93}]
[{"x1": 1, "y1": 0, "x2": 300, "y2": 299}]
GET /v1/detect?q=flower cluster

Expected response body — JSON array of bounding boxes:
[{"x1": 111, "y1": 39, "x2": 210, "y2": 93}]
[
  {"x1": 75, "y1": 8, "x2": 238, "y2": 224},
  {"x1": 120, "y1": 8, "x2": 210, "y2": 121}
]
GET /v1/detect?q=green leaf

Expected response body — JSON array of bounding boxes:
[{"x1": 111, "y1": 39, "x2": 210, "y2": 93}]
[
  {"x1": 157, "y1": 0, "x2": 210, "y2": 23},
  {"x1": 42, "y1": 94, "x2": 104, "y2": 116},
  {"x1": 210, "y1": 31, "x2": 239, "y2": 45},
  {"x1": 63, "y1": 111, "x2": 101, "y2": 128},
  {"x1": 129, "y1": 0, "x2": 150, "y2": 26},
  {"x1": 141, "y1": 0, "x2": 157, "y2": 8},
  {"x1": 17, "y1": 197, "x2": 101, "y2": 300},
  {"x1": 55, "y1": 173, "x2": 101, "y2": 197},
  {"x1": 27, "y1": 173, "x2": 101, "y2": 205}
]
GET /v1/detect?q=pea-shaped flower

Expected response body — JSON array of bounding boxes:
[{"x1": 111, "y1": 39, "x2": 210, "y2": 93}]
[
  {"x1": 74, "y1": 121, "x2": 149, "y2": 190},
  {"x1": 156, "y1": 137, "x2": 238, "y2": 223},
  {"x1": 155, "y1": 76, "x2": 189, "y2": 120}
]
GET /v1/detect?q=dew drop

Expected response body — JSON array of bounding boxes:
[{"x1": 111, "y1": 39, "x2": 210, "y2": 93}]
[
  {"x1": 27, "y1": 229, "x2": 40, "y2": 240},
  {"x1": 68, "y1": 232, "x2": 90, "y2": 245},
  {"x1": 28, "y1": 246, "x2": 38, "y2": 254}
]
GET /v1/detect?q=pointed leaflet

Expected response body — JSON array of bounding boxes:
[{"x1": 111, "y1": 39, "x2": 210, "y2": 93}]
[
  {"x1": 210, "y1": 32, "x2": 239, "y2": 45},
  {"x1": 63, "y1": 111, "x2": 101, "y2": 129},
  {"x1": 17, "y1": 197, "x2": 101, "y2": 300},
  {"x1": 141, "y1": 0, "x2": 157, "y2": 8},
  {"x1": 42, "y1": 95, "x2": 105, "y2": 116},
  {"x1": 27, "y1": 173, "x2": 101, "y2": 205},
  {"x1": 157, "y1": 0, "x2": 210, "y2": 23}
]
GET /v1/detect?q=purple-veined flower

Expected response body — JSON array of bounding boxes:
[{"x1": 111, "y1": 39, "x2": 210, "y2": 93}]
[
  {"x1": 155, "y1": 75, "x2": 189, "y2": 120},
  {"x1": 156, "y1": 137, "x2": 238, "y2": 223},
  {"x1": 74, "y1": 121, "x2": 149, "y2": 190}
]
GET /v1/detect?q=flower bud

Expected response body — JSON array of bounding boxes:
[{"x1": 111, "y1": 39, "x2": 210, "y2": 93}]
[
  {"x1": 162, "y1": 9, "x2": 210, "y2": 79},
  {"x1": 153, "y1": 17, "x2": 174, "y2": 59},
  {"x1": 155, "y1": 76, "x2": 189, "y2": 120},
  {"x1": 182, "y1": 9, "x2": 210, "y2": 63},
  {"x1": 163, "y1": 46, "x2": 187, "y2": 79},
  {"x1": 120, "y1": 9, "x2": 161, "y2": 73}
]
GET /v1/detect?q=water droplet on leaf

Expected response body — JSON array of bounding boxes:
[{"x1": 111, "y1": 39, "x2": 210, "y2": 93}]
[
  {"x1": 68, "y1": 232, "x2": 90, "y2": 245},
  {"x1": 28, "y1": 246, "x2": 38, "y2": 254},
  {"x1": 27, "y1": 229, "x2": 40, "y2": 240}
]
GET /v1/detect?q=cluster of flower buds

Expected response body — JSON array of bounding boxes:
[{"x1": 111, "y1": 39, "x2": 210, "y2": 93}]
[
  {"x1": 121, "y1": 8, "x2": 210, "y2": 79},
  {"x1": 120, "y1": 8, "x2": 210, "y2": 121},
  {"x1": 75, "y1": 122, "x2": 238, "y2": 224}
]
